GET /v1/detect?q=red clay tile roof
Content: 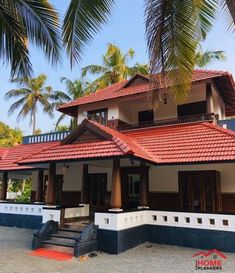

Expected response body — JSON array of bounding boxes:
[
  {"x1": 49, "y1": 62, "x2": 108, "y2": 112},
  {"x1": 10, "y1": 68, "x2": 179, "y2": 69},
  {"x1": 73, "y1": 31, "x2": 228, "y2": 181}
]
[
  {"x1": 58, "y1": 69, "x2": 235, "y2": 117},
  {"x1": 124, "y1": 122, "x2": 235, "y2": 163},
  {"x1": 0, "y1": 142, "x2": 57, "y2": 171},
  {"x1": 16, "y1": 119, "x2": 235, "y2": 166},
  {"x1": 17, "y1": 120, "x2": 156, "y2": 164}
]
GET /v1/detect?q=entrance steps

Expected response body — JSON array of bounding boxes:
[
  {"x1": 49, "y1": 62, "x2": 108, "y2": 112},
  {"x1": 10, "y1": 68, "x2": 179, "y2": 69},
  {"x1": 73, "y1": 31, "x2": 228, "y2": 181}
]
[{"x1": 32, "y1": 221, "x2": 98, "y2": 257}]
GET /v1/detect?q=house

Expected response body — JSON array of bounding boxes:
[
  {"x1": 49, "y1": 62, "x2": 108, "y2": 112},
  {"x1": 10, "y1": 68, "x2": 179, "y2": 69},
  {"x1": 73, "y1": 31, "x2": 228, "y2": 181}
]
[{"x1": 1, "y1": 69, "x2": 235, "y2": 254}]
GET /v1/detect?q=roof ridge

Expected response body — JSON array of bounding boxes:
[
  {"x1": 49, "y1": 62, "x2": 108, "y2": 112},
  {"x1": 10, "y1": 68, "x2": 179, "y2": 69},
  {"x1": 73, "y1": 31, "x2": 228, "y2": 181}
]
[
  {"x1": 193, "y1": 68, "x2": 229, "y2": 75},
  {"x1": 0, "y1": 148, "x2": 9, "y2": 160},
  {"x1": 112, "y1": 136, "x2": 133, "y2": 154},
  {"x1": 58, "y1": 80, "x2": 127, "y2": 110},
  {"x1": 202, "y1": 122, "x2": 235, "y2": 138},
  {"x1": 86, "y1": 120, "x2": 157, "y2": 161}
]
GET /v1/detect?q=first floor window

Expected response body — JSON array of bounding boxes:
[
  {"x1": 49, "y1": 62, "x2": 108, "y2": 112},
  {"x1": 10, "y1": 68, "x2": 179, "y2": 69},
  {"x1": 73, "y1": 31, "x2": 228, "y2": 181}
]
[
  {"x1": 87, "y1": 108, "x2": 108, "y2": 125},
  {"x1": 138, "y1": 110, "x2": 154, "y2": 123},
  {"x1": 177, "y1": 101, "x2": 207, "y2": 117}
]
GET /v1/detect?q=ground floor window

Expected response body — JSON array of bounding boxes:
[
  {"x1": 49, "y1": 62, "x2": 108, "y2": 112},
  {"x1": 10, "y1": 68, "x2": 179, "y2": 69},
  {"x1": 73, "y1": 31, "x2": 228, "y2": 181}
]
[{"x1": 179, "y1": 171, "x2": 221, "y2": 212}]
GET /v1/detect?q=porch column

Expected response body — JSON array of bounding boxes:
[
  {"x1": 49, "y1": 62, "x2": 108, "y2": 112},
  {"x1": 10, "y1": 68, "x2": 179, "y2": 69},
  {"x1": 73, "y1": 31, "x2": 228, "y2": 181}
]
[
  {"x1": 206, "y1": 83, "x2": 213, "y2": 114},
  {"x1": 35, "y1": 170, "x2": 44, "y2": 203},
  {"x1": 139, "y1": 162, "x2": 149, "y2": 208},
  {"x1": 0, "y1": 172, "x2": 8, "y2": 201},
  {"x1": 110, "y1": 158, "x2": 122, "y2": 210},
  {"x1": 80, "y1": 164, "x2": 89, "y2": 204},
  {"x1": 45, "y1": 163, "x2": 56, "y2": 205}
]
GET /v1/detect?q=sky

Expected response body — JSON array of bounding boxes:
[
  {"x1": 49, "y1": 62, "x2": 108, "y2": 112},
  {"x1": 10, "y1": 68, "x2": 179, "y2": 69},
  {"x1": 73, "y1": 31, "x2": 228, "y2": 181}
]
[{"x1": 1, "y1": 0, "x2": 235, "y2": 135}]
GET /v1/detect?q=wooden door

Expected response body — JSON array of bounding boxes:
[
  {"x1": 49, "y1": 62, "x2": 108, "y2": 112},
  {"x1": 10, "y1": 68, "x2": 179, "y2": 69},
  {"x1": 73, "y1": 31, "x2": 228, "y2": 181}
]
[
  {"x1": 179, "y1": 171, "x2": 221, "y2": 212},
  {"x1": 89, "y1": 173, "x2": 107, "y2": 212}
]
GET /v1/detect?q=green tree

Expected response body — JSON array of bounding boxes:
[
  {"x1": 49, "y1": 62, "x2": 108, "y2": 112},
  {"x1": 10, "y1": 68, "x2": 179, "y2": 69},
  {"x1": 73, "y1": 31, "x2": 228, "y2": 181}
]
[
  {"x1": 82, "y1": 43, "x2": 149, "y2": 90},
  {"x1": 5, "y1": 74, "x2": 68, "y2": 134},
  {"x1": 195, "y1": 50, "x2": 226, "y2": 68},
  {"x1": 54, "y1": 77, "x2": 92, "y2": 130},
  {"x1": 0, "y1": 1, "x2": 60, "y2": 78},
  {"x1": 62, "y1": 0, "x2": 235, "y2": 100},
  {"x1": 16, "y1": 179, "x2": 32, "y2": 203},
  {"x1": 0, "y1": 122, "x2": 22, "y2": 147},
  {"x1": 56, "y1": 125, "x2": 70, "y2": 132}
]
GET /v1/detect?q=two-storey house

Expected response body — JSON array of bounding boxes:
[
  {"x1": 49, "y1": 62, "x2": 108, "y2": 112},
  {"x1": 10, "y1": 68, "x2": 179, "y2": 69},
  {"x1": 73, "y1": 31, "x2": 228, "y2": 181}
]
[{"x1": 1, "y1": 69, "x2": 235, "y2": 255}]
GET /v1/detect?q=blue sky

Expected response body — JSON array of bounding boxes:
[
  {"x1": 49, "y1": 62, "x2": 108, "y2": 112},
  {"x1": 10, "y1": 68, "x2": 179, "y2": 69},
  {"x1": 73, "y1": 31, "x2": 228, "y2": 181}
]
[{"x1": 1, "y1": 0, "x2": 235, "y2": 135}]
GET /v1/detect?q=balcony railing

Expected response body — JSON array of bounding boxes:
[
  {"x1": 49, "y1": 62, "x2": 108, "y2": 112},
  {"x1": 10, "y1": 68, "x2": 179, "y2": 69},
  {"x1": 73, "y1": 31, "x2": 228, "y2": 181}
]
[
  {"x1": 118, "y1": 113, "x2": 219, "y2": 131},
  {"x1": 22, "y1": 131, "x2": 71, "y2": 144}
]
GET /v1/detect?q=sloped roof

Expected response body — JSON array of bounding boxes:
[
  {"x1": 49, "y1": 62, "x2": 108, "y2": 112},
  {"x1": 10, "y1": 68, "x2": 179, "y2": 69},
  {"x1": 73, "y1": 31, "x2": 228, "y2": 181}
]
[
  {"x1": 0, "y1": 142, "x2": 57, "y2": 171},
  {"x1": 124, "y1": 122, "x2": 235, "y2": 163},
  {"x1": 17, "y1": 119, "x2": 155, "y2": 164},
  {"x1": 16, "y1": 119, "x2": 235, "y2": 166},
  {"x1": 58, "y1": 69, "x2": 235, "y2": 117}
]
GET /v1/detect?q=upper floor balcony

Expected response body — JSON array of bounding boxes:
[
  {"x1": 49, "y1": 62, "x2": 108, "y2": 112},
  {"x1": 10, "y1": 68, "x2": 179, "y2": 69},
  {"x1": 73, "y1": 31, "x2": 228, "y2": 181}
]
[
  {"x1": 117, "y1": 113, "x2": 219, "y2": 131},
  {"x1": 22, "y1": 113, "x2": 228, "y2": 145}
]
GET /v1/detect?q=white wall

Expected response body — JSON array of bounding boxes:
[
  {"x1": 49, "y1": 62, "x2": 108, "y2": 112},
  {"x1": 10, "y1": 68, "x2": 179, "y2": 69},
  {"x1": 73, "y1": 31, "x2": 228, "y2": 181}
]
[
  {"x1": 149, "y1": 163, "x2": 235, "y2": 193},
  {"x1": 211, "y1": 82, "x2": 226, "y2": 120},
  {"x1": 31, "y1": 161, "x2": 113, "y2": 193},
  {"x1": 76, "y1": 81, "x2": 226, "y2": 126},
  {"x1": 77, "y1": 101, "x2": 119, "y2": 124}
]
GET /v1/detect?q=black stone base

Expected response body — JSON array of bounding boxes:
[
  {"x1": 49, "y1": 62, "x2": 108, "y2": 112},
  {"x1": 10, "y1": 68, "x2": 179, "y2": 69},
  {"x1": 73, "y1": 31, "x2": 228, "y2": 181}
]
[
  {"x1": 0, "y1": 213, "x2": 42, "y2": 229},
  {"x1": 98, "y1": 225, "x2": 147, "y2": 254},
  {"x1": 147, "y1": 225, "x2": 235, "y2": 253},
  {"x1": 98, "y1": 224, "x2": 235, "y2": 254},
  {"x1": 74, "y1": 240, "x2": 98, "y2": 257}
]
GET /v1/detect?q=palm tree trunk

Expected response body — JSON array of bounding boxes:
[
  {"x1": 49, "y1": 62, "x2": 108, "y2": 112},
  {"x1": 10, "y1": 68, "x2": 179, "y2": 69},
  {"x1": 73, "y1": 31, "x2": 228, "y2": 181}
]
[
  {"x1": 226, "y1": 0, "x2": 235, "y2": 24},
  {"x1": 32, "y1": 108, "x2": 36, "y2": 135}
]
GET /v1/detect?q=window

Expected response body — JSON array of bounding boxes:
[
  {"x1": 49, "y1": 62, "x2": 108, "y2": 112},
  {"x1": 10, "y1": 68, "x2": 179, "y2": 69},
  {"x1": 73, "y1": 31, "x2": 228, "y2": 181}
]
[
  {"x1": 138, "y1": 110, "x2": 154, "y2": 123},
  {"x1": 177, "y1": 101, "x2": 207, "y2": 117},
  {"x1": 179, "y1": 171, "x2": 221, "y2": 213},
  {"x1": 87, "y1": 108, "x2": 108, "y2": 125}
]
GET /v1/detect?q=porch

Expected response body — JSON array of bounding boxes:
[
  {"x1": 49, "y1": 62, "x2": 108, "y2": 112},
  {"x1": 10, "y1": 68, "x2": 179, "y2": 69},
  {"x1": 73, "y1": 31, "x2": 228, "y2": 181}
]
[{"x1": 1, "y1": 159, "x2": 235, "y2": 254}]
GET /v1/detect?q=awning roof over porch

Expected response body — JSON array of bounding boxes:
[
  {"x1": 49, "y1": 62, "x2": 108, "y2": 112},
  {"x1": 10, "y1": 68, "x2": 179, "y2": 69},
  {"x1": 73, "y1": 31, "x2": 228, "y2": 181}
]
[
  {"x1": 16, "y1": 119, "x2": 235, "y2": 166},
  {"x1": 17, "y1": 119, "x2": 156, "y2": 165},
  {"x1": 0, "y1": 142, "x2": 57, "y2": 171}
]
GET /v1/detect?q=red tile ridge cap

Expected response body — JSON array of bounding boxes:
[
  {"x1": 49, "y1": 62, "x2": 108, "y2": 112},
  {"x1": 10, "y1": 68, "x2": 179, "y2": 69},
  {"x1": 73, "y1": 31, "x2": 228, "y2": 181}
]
[
  {"x1": 86, "y1": 120, "x2": 158, "y2": 162},
  {"x1": 202, "y1": 122, "x2": 235, "y2": 138},
  {"x1": 193, "y1": 68, "x2": 229, "y2": 75},
  {"x1": 0, "y1": 148, "x2": 9, "y2": 160},
  {"x1": 112, "y1": 136, "x2": 133, "y2": 154}
]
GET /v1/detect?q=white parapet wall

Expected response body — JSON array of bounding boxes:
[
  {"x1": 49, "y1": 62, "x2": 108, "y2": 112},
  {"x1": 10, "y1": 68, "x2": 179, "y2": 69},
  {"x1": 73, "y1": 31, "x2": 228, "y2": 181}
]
[
  {"x1": 42, "y1": 207, "x2": 61, "y2": 223},
  {"x1": 64, "y1": 204, "x2": 90, "y2": 220},
  {"x1": 0, "y1": 202, "x2": 44, "y2": 216},
  {"x1": 95, "y1": 210, "x2": 235, "y2": 232}
]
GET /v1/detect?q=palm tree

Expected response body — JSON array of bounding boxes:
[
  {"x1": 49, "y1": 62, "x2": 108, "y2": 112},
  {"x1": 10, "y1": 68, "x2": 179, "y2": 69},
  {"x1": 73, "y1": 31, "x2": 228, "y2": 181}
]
[
  {"x1": 195, "y1": 50, "x2": 226, "y2": 68},
  {"x1": 55, "y1": 77, "x2": 92, "y2": 130},
  {"x1": 0, "y1": 122, "x2": 22, "y2": 147},
  {"x1": 5, "y1": 74, "x2": 68, "y2": 134},
  {"x1": 62, "y1": 0, "x2": 235, "y2": 100},
  {"x1": 0, "y1": 1, "x2": 60, "y2": 78},
  {"x1": 82, "y1": 43, "x2": 149, "y2": 90}
]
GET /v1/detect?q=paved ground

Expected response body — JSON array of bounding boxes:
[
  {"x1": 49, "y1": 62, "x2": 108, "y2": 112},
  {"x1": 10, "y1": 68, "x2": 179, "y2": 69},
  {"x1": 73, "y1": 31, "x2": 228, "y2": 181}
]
[{"x1": 1, "y1": 226, "x2": 235, "y2": 273}]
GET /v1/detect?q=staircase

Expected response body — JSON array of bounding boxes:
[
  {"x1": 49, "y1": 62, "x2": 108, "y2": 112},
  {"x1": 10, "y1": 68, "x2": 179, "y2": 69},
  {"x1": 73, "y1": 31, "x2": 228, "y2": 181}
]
[{"x1": 32, "y1": 221, "x2": 98, "y2": 257}]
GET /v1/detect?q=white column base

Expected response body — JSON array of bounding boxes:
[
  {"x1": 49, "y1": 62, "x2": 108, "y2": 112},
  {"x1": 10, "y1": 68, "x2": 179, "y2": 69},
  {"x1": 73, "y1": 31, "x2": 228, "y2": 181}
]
[
  {"x1": 78, "y1": 203, "x2": 90, "y2": 217},
  {"x1": 109, "y1": 208, "x2": 123, "y2": 212},
  {"x1": 137, "y1": 206, "x2": 149, "y2": 209}
]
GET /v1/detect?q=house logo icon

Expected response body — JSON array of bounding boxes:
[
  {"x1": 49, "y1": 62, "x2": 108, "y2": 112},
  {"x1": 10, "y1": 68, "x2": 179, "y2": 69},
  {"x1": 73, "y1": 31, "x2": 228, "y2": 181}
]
[{"x1": 192, "y1": 249, "x2": 227, "y2": 271}]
